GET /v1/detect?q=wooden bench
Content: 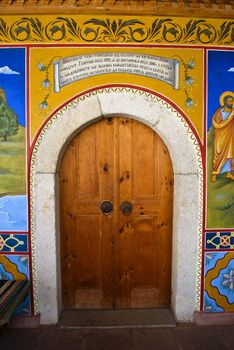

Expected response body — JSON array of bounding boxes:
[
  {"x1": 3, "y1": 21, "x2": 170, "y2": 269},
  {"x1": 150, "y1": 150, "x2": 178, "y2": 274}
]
[{"x1": 0, "y1": 280, "x2": 30, "y2": 327}]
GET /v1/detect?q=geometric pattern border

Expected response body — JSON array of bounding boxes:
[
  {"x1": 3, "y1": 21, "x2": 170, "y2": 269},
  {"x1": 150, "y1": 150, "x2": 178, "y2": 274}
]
[
  {"x1": 0, "y1": 234, "x2": 28, "y2": 253},
  {"x1": 205, "y1": 232, "x2": 234, "y2": 250}
]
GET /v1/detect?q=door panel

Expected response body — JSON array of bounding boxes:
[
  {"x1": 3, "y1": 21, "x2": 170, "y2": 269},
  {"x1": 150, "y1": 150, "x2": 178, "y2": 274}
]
[{"x1": 60, "y1": 117, "x2": 173, "y2": 309}]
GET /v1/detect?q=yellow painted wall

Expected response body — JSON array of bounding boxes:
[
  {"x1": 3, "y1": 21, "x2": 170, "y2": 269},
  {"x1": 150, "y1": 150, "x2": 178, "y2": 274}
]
[{"x1": 30, "y1": 47, "x2": 203, "y2": 142}]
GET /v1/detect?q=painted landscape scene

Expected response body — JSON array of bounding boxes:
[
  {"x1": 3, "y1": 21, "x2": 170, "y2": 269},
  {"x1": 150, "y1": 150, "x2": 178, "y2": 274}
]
[
  {"x1": 0, "y1": 48, "x2": 27, "y2": 231},
  {"x1": 207, "y1": 127, "x2": 234, "y2": 228}
]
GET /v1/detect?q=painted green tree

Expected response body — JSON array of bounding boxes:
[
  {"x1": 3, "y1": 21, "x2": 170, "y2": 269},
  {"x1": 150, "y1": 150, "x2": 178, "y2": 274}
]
[{"x1": 0, "y1": 96, "x2": 19, "y2": 142}]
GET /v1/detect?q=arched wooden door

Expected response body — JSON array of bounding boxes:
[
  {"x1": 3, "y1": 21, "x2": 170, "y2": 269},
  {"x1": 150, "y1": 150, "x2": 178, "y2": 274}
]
[{"x1": 60, "y1": 117, "x2": 173, "y2": 309}]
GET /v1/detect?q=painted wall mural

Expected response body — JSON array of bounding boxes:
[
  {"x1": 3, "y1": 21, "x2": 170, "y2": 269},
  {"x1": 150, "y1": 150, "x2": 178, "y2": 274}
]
[
  {"x1": 204, "y1": 252, "x2": 234, "y2": 312},
  {"x1": 0, "y1": 47, "x2": 30, "y2": 316},
  {"x1": 0, "y1": 254, "x2": 31, "y2": 315},
  {"x1": 207, "y1": 50, "x2": 234, "y2": 229},
  {"x1": 31, "y1": 47, "x2": 202, "y2": 141},
  {"x1": 204, "y1": 49, "x2": 234, "y2": 313},
  {"x1": 0, "y1": 14, "x2": 233, "y2": 318},
  {"x1": 0, "y1": 48, "x2": 27, "y2": 232}
]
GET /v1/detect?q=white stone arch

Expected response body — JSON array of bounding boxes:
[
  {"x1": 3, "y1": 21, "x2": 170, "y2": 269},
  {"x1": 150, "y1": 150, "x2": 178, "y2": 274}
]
[{"x1": 30, "y1": 87, "x2": 202, "y2": 324}]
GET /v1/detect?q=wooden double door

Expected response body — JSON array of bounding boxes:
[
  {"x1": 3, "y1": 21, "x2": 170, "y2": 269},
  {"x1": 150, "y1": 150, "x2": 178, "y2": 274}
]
[{"x1": 60, "y1": 117, "x2": 173, "y2": 309}]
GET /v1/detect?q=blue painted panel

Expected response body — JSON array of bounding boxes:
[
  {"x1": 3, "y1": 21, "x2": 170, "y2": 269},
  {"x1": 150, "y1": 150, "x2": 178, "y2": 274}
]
[{"x1": 0, "y1": 195, "x2": 28, "y2": 231}]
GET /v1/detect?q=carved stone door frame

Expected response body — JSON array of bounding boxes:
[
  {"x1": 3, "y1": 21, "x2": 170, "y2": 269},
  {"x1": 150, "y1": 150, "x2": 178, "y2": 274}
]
[{"x1": 31, "y1": 87, "x2": 202, "y2": 324}]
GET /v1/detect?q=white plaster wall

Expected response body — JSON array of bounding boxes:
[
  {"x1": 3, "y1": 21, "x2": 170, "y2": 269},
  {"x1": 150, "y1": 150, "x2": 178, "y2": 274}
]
[
  {"x1": 34, "y1": 173, "x2": 59, "y2": 324},
  {"x1": 172, "y1": 174, "x2": 199, "y2": 321},
  {"x1": 31, "y1": 89, "x2": 202, "y2": 324}
]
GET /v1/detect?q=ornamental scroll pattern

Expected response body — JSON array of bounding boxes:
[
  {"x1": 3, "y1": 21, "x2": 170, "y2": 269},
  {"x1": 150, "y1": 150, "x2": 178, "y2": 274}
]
[{"x1": 0, "y1": 17, "x2": 233, "y2": 45}]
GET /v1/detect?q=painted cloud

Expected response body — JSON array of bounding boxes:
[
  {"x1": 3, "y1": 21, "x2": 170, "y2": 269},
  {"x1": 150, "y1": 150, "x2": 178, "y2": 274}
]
[
  {"x1": 0, "y1": 66, "x2": 20, "y2": 75},
  {"x1": 228, "y1": 67, "x2": 234, "y2": 72}
]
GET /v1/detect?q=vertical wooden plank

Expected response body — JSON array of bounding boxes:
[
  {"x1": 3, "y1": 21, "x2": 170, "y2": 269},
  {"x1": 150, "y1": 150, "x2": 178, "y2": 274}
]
[
  {"x1": 157, "y1": 139, "x2": 173, "y2": 306},
  {"x1": 75, "y1": 125, "x2": 99, "y2": 198},
  {"x1": 99, "y1": 118, "x2": 116, "y2": 308},
  {"x1": 60, "y1": 138, "x2": 77, "y2": 308},
  {"x1": 132, "y1": 121, "x2": 157, "y2": 199},
  {"x1": 73, "y1": 215, "x2": 100, "y2": 287},
  {"x1": 117, "y1": 117, "x2": 134, "y2": 307}
]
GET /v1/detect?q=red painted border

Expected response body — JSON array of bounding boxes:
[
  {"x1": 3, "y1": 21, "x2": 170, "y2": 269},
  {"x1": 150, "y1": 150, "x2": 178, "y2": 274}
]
[
  {"x1": 1, "y1": 43, "x2": 234, "y2": 51},
  {"x1": 206, "y1": 229, "x2": 234, "y2": 233},
  {"x1": 0, "y1": 231, "x2": 28, "y2": 235},
  {"x1": 199, "y1": 48, "x2": 207, "y2": 311},
  {"x1": 26, "y1": 46, "x2": 34, "y2": 316},
  {"x1": 0, "y1": 251, "x2": 29, "y2": 255},
  {"x1": 204, "y1": 248, "x2": 234, "y2": 252}
]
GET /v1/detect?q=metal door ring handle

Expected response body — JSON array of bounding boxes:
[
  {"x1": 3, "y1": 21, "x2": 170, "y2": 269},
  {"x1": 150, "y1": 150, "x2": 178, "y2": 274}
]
[
  {"x1": 120, "y1": 201, "x2": 133, "y2": 216},
  {"x1": 100, "y1": 201, "x2": 113, "y2": 215}
]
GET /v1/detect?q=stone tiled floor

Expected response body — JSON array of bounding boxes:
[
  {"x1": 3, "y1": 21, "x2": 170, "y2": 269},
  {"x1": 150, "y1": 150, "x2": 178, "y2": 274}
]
[{"x1": 1, "y1": 325, "x2": 234, "y2": 350}]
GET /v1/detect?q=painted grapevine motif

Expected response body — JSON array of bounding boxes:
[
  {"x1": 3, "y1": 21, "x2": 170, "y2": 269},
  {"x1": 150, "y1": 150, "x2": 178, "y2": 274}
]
[
  {"x1": 37, "y1": 56, "x2": 61, "y2": 111},
  {"x1": 172, "y1": 56, "x2": 196, "y2": 109},
  {"x1": 0, "y1": 19, "x2": 11, "y2": 42},
  {"x1": 0, "y1": 17, "x2": 233, "y2": 45}
]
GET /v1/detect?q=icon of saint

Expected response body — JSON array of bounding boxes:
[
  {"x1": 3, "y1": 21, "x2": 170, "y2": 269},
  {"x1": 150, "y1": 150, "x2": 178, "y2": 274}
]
[{"x1": 211, "y1": 91, "x2": 234, "y2": 182}]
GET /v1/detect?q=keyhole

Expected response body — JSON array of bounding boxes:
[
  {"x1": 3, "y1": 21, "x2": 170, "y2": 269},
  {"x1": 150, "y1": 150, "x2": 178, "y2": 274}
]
[{"x1": 103, "y1": 164, "x2": 108, "y2": 172}]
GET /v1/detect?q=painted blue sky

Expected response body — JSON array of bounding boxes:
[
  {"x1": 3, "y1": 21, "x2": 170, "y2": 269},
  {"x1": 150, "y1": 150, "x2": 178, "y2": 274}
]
[
  {"x1": 0, "y1": 48, "x2": 25, "y2": 127},
  {"x1": 208, "y1": 50, "x2": 234, "y2": 130}
]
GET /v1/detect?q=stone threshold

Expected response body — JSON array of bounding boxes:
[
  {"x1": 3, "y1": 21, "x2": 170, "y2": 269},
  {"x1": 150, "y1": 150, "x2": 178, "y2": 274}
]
[{"x1": 58, "y1": 308, "x2": 176, "y2": 329}]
